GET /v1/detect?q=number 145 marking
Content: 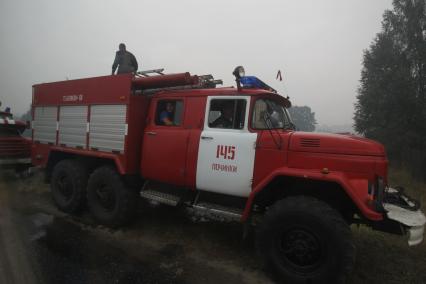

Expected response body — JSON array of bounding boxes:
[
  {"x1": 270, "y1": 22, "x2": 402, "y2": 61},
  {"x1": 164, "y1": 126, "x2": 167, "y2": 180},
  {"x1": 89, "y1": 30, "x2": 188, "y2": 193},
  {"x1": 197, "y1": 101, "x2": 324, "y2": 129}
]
[{"x1": 216, "y1": 145, "x2": 236, "y2": 160}]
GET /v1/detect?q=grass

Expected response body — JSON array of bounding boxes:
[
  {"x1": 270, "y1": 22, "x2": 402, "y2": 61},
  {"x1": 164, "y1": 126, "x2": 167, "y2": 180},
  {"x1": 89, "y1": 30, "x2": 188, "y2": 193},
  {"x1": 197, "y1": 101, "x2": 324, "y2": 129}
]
[{"x1": 388, "y1": 168, "x2": 426, "y2": 208}]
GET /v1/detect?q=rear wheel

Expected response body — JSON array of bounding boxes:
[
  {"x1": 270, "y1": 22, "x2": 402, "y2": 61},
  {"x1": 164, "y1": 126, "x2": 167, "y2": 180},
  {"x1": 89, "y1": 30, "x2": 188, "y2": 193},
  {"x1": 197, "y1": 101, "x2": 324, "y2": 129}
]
[
  {"x1": 50, "y1": 159, "x2": 88, "y2": 213},
  {"x1": 256, "y1": 196, "x2": 355, "y2": 284},
  {"x1": 87, "y1": 166, "x2": 136, "y2": 227}
]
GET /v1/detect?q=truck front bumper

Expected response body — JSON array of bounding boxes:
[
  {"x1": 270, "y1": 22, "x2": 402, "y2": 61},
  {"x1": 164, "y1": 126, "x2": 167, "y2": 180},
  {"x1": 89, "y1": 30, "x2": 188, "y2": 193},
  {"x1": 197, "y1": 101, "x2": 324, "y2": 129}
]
[
  {"x1": 383, "y1": 202, "x2": 426, "y2": 246},
  {"x1": 382, "y1": 187, "x2": 426, "y2": 246}
]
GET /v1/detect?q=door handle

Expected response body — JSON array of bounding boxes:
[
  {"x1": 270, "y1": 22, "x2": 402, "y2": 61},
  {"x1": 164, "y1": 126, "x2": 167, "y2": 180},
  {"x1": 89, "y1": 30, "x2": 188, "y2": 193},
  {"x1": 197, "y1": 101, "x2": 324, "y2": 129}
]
[
  {"x1": 201, "y1": 136, "x2": 213, "y2": 140},
  {"x1": 146, "y1": 131, "x2": 157, "y2": 136}
]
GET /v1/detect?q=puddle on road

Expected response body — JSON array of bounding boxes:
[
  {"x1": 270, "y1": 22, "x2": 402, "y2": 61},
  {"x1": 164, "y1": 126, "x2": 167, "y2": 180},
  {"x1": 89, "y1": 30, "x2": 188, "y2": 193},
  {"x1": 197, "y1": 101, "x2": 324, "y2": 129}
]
[
  {"x1": 2, "y1": 179, "x2": 267, "y2": 284},
  {"x1": 29, "y1": 213, "x2": 53, "y2": 241},
  {"x1": 27, "y1": 213, "x2": 185, "y2": 284}
]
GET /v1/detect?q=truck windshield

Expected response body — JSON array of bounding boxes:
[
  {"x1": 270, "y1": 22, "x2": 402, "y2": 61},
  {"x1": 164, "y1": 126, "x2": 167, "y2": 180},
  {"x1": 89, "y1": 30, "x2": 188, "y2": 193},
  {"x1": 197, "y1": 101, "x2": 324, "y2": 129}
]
[{"x1": 252, "y1": 98, "x2": 292, "y2": 130}]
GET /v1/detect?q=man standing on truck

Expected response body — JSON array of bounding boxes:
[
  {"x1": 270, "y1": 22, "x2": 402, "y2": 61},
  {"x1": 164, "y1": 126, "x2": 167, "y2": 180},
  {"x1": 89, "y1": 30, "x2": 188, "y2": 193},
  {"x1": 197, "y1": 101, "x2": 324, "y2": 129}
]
[{"x1": 112, "y1": 43, "x2": 138, "y2": 75}]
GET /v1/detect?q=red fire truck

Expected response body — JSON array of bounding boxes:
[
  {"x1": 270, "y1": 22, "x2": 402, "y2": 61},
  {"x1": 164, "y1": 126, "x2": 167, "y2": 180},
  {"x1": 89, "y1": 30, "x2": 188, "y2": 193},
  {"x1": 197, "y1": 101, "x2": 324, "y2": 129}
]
[
  {"x1": 0, "y1": 110, "x2": 31, "y2": 171},
  {"x1": 31, "y1": 67, "x2": 425, "y2": 283}
]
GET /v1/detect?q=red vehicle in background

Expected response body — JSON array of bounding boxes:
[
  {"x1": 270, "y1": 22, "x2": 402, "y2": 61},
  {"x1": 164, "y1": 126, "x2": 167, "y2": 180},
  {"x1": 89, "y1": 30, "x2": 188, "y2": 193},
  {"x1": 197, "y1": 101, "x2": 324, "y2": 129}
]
[
  {"x1": 30, "y1": 67, "x2": 425, "y2": 283},
  {"x1": 0, "y1": 110, "x2": 31, "y2": 171}
]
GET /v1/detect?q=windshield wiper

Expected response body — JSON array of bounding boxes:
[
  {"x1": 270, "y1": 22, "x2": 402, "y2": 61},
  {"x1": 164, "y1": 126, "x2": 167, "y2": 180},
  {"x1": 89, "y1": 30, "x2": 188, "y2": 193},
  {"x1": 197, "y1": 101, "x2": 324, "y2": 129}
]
[
  {"x1": 282, "y1": 108, "x2": 296, "y2": 131},
  {"x1": 262, "y1": 112, "x2": 282, "y2": 149}
]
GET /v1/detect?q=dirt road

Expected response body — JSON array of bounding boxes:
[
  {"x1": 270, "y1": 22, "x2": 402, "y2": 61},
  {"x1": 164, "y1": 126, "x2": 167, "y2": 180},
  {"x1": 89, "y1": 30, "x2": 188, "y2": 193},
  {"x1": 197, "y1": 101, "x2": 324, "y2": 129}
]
[
  {"x1": 0, "y1": 172, "x2": 425, "y2": 284},
  {"x1": 0, "y1": 173, "x2": 272, "y2": 284}
]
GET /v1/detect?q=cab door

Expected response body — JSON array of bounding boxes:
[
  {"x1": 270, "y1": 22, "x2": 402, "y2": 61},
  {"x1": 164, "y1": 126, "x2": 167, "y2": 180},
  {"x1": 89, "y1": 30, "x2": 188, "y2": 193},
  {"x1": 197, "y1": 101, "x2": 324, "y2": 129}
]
[
  {"x1": 141, "y1": 98, "x2": 188, "y2": 186},
  {"x1": 196, "y1": 96, "x2": 257, "y2": 197}
]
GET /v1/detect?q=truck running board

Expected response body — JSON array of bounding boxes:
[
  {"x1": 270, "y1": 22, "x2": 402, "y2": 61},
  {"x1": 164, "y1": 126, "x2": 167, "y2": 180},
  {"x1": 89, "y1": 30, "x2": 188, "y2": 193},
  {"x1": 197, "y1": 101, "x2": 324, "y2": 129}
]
[
  {"x1": 140, "y1": 188, "x2": 243, "y2": 221},
  {"x1": 193, "y1": 202, "x2": 243, "y2": 221},
  {"x1": 140, "y1": 189, "x2": 181, "y2": 206}
]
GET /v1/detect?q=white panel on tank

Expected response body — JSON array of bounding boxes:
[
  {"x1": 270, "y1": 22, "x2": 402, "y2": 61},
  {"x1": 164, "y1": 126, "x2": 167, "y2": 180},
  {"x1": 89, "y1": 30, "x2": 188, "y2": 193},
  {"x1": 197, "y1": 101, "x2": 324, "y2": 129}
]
[
  {"x1": 58, "y1": 106, "x2": 88, "y2": 148},
  {"x1": 33, "y1": 106, "x2": 57, "y2": 144},
  {"x1": 89, "y1": 105, "x2": 127, "y2": 153}
]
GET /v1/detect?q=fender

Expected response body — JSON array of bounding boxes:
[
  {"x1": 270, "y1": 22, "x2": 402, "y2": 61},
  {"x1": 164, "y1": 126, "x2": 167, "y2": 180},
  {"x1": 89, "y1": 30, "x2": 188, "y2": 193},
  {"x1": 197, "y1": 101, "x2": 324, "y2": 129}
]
[{"x1": 242, "y1": 167, "x2": 384, "y2": 222}]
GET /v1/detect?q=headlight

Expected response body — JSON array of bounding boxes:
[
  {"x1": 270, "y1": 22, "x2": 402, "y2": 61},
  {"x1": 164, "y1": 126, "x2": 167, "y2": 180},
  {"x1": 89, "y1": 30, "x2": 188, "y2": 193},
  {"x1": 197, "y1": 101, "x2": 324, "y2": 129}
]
[{"x1": 374, "y1": 176, "x2": 385, "y2": 212}]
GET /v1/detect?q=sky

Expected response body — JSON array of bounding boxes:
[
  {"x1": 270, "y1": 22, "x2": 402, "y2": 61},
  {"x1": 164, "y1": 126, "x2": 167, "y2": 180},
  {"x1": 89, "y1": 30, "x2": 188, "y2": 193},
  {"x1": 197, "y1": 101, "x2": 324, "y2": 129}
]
[{"x1": 0, "y1": 0, "x2": 393, "y2": 125}]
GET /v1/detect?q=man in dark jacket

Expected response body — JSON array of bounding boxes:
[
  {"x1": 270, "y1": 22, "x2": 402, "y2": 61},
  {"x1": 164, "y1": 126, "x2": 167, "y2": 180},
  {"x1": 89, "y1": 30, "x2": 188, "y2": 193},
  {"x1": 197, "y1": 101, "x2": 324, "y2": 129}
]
[
  {"x1": 112, "y1": 43, "x2": 138, "y2": 75},
  {"x1": 210, "y1": 103, "x2": 234, "y2": 128}
]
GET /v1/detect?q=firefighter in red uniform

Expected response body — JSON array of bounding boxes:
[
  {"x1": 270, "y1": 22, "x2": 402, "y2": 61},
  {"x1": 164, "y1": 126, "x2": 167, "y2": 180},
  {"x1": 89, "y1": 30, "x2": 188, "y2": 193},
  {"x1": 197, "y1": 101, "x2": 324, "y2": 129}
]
[{"x1": 112, "y1": 43, "x2": 138, "y2": 75}]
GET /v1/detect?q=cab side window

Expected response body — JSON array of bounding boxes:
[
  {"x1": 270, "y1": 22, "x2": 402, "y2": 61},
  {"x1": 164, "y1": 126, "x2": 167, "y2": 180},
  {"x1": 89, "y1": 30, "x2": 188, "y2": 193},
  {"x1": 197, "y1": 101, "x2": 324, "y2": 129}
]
[
  {"x1": 208, "y1": 99, "x2": 246, "y2": 129},
  {"x1": 155, "y1": 100, "x2": 183, "y2": 126}
]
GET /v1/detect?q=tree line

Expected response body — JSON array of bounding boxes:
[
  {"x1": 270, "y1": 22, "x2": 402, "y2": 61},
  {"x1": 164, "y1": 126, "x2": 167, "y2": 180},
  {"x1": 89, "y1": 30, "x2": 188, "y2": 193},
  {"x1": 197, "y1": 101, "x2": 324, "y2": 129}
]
[
  {"x1": 354, "y1": 0, "x2": 426, "y2": 180},
  {"x1": 288, "y1": 106, "x2": 317, "y2": 132}
]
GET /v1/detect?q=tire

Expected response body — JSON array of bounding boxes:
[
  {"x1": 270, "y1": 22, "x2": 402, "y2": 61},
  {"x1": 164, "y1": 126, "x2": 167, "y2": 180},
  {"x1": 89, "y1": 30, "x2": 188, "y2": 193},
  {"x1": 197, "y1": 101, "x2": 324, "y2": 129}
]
[
  {"x1": 87, "y1": 166, "x2": 136, "y2": 227},
  {"x1": 50, "y1": 159, "x2": 88, "y2": 213},
  {"x1": 256, "y1": 196, "x2": 355, "y2": 284}
]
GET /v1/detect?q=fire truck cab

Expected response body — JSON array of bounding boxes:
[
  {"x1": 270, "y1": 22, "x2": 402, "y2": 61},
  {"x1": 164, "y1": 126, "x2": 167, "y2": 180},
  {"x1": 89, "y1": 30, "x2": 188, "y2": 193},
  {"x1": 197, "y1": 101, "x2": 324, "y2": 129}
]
[
  {"x1": 0, "y1": 110, "x2": 31, "y2": 170},
  {"x1": 31, "y1": 68, "x2": 425, "y2": 283}
]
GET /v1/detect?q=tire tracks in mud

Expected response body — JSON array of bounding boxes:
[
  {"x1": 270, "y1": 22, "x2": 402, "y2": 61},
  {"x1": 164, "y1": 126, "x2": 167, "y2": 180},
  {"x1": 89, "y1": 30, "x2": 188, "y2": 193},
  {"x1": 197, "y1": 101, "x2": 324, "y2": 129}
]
[
  {"x1": 0, "y1": 176, "x2": 273, "y2": 284},
  {"x1": 0, "y1": 187, "x2": 38, "y2": 284}
]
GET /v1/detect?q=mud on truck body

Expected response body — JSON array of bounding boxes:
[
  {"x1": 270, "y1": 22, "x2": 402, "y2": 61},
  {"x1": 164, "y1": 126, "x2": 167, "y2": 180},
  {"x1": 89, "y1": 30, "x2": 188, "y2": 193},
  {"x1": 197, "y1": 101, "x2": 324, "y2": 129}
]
[
  {"x1": 0, "y1": 110, "x2": 31, "y2": 171},
  {"x1": 31, "y1": 67, "x2": 425, "y2": 283}
]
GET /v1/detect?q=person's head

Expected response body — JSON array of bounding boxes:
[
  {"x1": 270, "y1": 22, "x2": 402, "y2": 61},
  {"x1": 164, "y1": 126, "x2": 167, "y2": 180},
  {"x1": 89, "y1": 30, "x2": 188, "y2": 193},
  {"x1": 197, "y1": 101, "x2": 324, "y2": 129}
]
[
  {"x1": 166, "y1": 102, "x2": 174, "y2": 113},
  {"x1": 119, "y1": 43, "x2": 126, "y2": 52}
]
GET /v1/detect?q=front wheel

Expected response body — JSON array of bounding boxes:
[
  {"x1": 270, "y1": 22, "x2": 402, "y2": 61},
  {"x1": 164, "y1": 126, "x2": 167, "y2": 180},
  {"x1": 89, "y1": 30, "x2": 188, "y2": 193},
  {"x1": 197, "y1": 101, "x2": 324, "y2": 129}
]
[
  {"x1": 256, "y1": 196, "x2": 355, "y2": 284},
  {"x1": 87, "y1": 166, "x2": 137, "y2": 227}
]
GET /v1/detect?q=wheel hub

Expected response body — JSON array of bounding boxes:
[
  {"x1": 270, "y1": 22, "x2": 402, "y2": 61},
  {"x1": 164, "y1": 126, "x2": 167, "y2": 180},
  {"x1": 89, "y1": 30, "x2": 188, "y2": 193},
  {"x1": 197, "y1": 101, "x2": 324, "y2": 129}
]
[
  {"x1": 95, "y1": 184, "x2": 116, "y2": 211},
  {"x1": 57, "y1": 175, "x2": 73, "y2": 201},
  {"x1": 280, "y1": 228, "x2": 323, "y2": 271}
]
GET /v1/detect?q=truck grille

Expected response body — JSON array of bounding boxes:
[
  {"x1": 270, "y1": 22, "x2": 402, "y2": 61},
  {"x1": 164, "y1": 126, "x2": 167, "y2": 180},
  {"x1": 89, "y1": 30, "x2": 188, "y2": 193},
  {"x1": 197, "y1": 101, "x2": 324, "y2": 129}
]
[
  {"x1": 0, "y1": 138, "x2": 31, "y2": 158},
  {"x1": 300, "y1": 138, "x2": 320, "y2": 148}
]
